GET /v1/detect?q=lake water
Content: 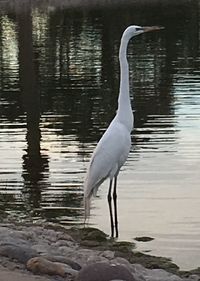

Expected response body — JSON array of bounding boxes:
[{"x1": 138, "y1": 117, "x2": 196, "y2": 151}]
[{"x1": 0, "y1": 0, "x2": 200, "y2": 270}]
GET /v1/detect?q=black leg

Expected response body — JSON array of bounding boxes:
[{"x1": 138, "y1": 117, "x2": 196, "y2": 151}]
[
  {"x1": 107, "y1": 179, "x2": 114, "y2": 237},
  {"x1": 113, "y1": 176, "x2": 118, "y2": 238}
]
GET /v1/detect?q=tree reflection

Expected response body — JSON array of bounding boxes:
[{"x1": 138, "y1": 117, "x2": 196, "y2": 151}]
[{"x1": 17, "y1": 3, "x2": 49, "y2": 210}]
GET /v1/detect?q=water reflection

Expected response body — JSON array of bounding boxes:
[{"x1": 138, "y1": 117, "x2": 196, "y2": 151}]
[
  {"x1": 0, "y1": 0, "x2": 200, "y2": 269},
  {"x1": 17, "y1": 5, "x2": 49, "y2": 213}
]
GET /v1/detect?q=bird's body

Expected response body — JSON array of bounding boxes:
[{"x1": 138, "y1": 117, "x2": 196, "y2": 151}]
[
  {"x1": 83, "y1": 25, "x2": 163, "y2": 237},
  {"x1": 84, "y1": 114, "x2": 132, "y2": 204}
]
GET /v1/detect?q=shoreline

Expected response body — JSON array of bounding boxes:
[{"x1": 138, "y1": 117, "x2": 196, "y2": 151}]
[{"x1": 0, "y1": 221, "x2": 199, "y2": 281}]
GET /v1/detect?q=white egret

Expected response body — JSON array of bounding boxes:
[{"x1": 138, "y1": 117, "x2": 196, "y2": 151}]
[{"x1": 84, "y1": 25, "x2": 164, "y2": 237}]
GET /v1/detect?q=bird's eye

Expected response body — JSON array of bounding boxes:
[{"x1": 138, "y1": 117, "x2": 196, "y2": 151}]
[{"x1": 135, "y1": 27, "x2": 142, "y2": 31}]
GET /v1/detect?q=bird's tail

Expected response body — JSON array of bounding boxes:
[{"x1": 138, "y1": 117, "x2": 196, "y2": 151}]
[{"x1": 84, "y1": 194, "x2": 91, "y2": 223}]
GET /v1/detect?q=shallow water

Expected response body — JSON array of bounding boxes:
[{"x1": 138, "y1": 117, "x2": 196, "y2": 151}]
[{"x1": 0, "y1": 1, "x2": 200, "y2": 270}]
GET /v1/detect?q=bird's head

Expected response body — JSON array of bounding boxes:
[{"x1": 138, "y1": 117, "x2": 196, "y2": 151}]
[{"x1": 123, "y1": 25, "x2": 164, "y2": 40}]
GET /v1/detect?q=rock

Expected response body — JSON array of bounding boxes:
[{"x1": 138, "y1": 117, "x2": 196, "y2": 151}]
[
  {"x1": 134, "y1": 237, "x2": 154, "y2": 242},
  {"x1": 54, "y1": 239, "x2": 74, "y2": 248},
  {"x1": 109, "y1": 241, "x2": 135, "y2": 253},
  {"x1": 69, "y1": 248, "x2": 108, "y2": 266},
  {"x1": 184, "y1": 275, "x2": 200, "y2": 281},
  {"x1": 100, "y1": 250, "x2": 115, "y2": 259},
  {"x1": 75, "y1": 262, "x2": 136, "y2": 281},
  {"x1": 27, "y1": 256, "x2": 77, "y2": 277},
  {"x1": 0, "y1": 223, "x2": 200, "y2": 281},
  {"x1": 31, "y1": 244, "x2": 51, "y2": 255},
  {"x1": 71, "y1": 227, "x2": 108, "y2": 243},
  {"x1": 132, "y1": 264, "x2": 182, "y2": 281},
  {"x1": 58, "y1": 245, "x2": 76, "y2": 255},
  {"x1": 0, "y1": 258, "x2": 26, "y2": 271},
  {"x1": 80, "y1": 240, "x2": 103, "y2": 247},
  {"x1": 0, "y1": 243, "x2": 38, "y2": 263},
  {"x1": 42, "y1": 229, "x2": 58, "y2": 243},
  {"x1": 0, "y1": 264, "x2": 52, "y2": 281},
  {"x1": 0, "y1": 230, "x2": 31, "y2": 247},
  {"x1": 57, "y1": 232, "x2": 75, "y2": 242},
  {"x1": 43, "y1": 255, "x2": 81, "y2": 270},
  {"x1": 81, "y1": 228, "x2": 107, "y2": 242},
  {"x1": 111, "y1": 258, "x2": 146, "y2": 281},
  {"x1": 116, "y1": 250, "x2": 179, "y2": 274}
]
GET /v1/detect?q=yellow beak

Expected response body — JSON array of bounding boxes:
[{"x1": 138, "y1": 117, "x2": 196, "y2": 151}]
[{"x1": 142, "y1": 26, "x2": 165, "y2": 32}]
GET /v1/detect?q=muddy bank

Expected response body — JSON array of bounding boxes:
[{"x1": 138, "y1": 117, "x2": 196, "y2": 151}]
[{"x1": 0, "y1": 222, "x2": 199, "y2": 281}]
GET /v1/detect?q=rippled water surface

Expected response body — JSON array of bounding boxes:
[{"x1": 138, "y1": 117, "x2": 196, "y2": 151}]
[{"x1": 0, "y1": 1, "x2": 200, "y2": 270}]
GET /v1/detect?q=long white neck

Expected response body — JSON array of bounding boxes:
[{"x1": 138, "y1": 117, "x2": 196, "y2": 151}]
[{"x1": 116, "y1": 33, "x2": 133, "y2": 132}]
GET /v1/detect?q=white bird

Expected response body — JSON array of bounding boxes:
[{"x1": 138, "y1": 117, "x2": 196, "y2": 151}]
[{"x1": 84, "y1": 25, "x2": 164, "y2": 237}]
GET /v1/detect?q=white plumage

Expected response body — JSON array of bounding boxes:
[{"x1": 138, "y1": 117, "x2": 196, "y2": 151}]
[
  {"x1": 83, "y1": 25, "x2": 163, "y2": 237},
  {"x1": 84, "y1": 117, "x2": 132, "y2": 215}
]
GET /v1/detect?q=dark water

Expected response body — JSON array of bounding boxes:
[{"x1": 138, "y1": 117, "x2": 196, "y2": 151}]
[{"x1": 0, "y1": 1, "x2": 200, "y2": 270}]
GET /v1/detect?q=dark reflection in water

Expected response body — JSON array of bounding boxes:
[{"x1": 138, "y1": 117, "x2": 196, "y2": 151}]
[
  {"x1": 17, "y1": 4, "x2": 49, "y2": 212},
  {"x1": 0, "y1": 0, "x2": 200, "y2": 269}
]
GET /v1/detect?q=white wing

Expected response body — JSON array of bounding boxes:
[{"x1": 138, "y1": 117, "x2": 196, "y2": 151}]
[{"x1": 84, "y1": 119, "x2": 131, "y2": 199}]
